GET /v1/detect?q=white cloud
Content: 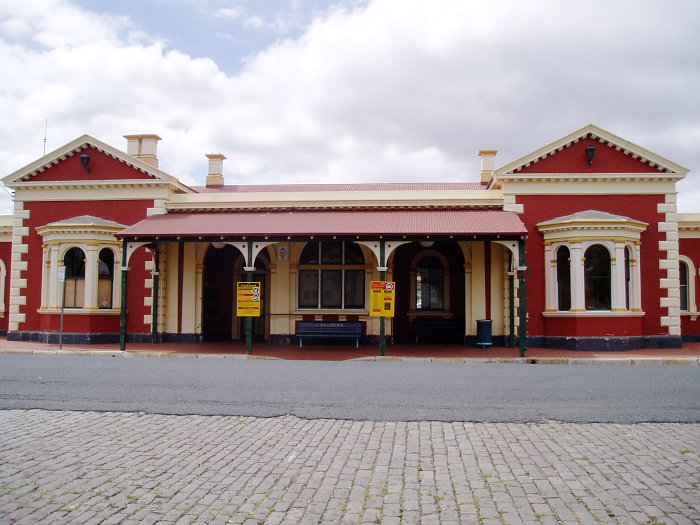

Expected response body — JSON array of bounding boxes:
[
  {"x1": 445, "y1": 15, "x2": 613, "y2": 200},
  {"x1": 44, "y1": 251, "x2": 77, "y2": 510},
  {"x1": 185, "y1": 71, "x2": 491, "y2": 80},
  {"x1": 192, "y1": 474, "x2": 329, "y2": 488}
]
[
  {"x1": 0, "y1": 0, "x2": 698, "y2": 215},
  {"x1": 214, "y1": 7, "x2": 244, "y2": 20}
]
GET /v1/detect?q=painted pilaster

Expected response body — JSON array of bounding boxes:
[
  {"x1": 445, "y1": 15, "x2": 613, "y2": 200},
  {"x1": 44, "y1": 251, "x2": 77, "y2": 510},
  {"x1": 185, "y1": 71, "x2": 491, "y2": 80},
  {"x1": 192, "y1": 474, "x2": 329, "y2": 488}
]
[
  {"x1": 164, "y1": 243, "x2": 179, "y2": 334},
  {"x1": 463, "y1": 263, "x2": 472, "y2": 335},
  {"x1": 181, "y1": 243, "x2": 197, "y2": 334},
  {"x1": 470, "y1": 241, "x2": 486, "y2": 331},
  {"x1": 270, "y1": 243, "x2": 290, "y2": 338},
  {"x1": 630, "y1": 246, "x2": 642, "y2": 311},
  {"x1": 143, "y1": 257, "x2": 154, "y2": 326},
  {"x1": 84, "y1": 245, "x2": 99, "y2": 309},
  {"x1": 194, "y1": 244, "x2": 206, "y2": 336},
  {"x1": 543, "y1": 244, "x2": 557, "y2": 311},
  {"x1": 47, "y1": 245, "x2": 58, "y2": 308},
  {"x1": 490, "y1": 244, "x2": 504, "y2": 336},
  {"x1": 8, "y1": 201, "x2": 29, "y2": 331},
  {"x1": 569, "y1": 243, "x2": 585, "y2": 311},
  {"x1": 658, "y1": 195, "x2": 681, "y2": 335},
  {"x1": 612, "y1": 244, "x2": 627, "y2": 311}
]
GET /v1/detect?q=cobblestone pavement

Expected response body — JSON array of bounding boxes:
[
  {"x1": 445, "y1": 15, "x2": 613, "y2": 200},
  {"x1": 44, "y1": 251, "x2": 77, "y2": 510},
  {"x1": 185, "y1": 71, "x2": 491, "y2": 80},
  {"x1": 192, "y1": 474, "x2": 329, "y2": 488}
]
[{"x1": 0, "y1": 410, "x2": 698, "y2": 525}]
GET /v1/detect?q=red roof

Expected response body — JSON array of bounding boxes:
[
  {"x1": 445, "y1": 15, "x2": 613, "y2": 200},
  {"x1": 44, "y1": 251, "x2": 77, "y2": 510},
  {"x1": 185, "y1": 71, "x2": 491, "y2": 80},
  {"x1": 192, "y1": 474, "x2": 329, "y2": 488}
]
[
  {"x1": 192, "y1": 182, "x2": 487, "y2": 193},
  {"x1": 119, "y1": 209, "x2": 526, "y2": 238}
]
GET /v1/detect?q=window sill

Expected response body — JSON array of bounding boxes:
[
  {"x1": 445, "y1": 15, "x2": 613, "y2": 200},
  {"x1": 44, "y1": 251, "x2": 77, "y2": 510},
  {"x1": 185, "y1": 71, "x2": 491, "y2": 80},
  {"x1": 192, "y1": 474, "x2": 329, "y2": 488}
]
[
  {"x1": 681, "y1": 311, "x2": 700, "y2": 321},
  {"x1": 293, "y1": 309, "x2": 367, "y2": 316},
  {"x1": 407, "y1": 310, "x2": 453, "y2": 320},
  {"x1": 543, "y1": 310, "x2": 645, "y2": 318},
  {"x1": 38, "y1": 308, "x2": 121, "y2": 316}
]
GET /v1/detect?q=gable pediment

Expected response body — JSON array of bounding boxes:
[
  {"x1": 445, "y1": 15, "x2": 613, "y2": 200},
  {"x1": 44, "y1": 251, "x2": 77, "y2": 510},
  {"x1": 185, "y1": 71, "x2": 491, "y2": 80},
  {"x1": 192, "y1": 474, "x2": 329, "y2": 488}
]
[
  {"x1": 2, "y1": 134, "x2": 192, "y2": 192},
  {"x1": 494, "y1": 124, "x2": 688, "y2": 180}
]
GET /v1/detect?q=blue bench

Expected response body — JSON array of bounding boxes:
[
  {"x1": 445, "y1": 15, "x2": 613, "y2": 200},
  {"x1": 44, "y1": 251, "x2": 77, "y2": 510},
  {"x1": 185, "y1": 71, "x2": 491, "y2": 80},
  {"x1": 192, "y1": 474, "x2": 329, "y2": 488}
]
[{"x1": 297, "y1": 321, "x2": 362, "y2": 348}]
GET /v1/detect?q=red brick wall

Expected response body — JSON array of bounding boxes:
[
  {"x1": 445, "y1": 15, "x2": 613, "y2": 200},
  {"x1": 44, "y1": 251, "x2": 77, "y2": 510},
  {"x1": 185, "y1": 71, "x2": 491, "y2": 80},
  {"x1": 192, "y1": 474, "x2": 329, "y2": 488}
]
[
  {"x1": 516, "y1": 194, "x2": 666, "y2": 338},
  {"x1": 517, "y1": 137, "x2": 661, "y2": 174},
  {"x1": 29, "y1": 146, "x2": 154, "y2": 182},
  {"x1": 21, "y1": 200, "x2": 153, "y2": 335},
  {"x1": 679, "y1": 237, "x2": 700, "y2": 336}
]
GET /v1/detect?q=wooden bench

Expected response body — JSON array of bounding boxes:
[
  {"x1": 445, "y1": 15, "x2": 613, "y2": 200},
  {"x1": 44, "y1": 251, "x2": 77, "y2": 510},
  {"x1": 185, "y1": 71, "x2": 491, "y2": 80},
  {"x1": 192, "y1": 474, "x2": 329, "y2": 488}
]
[
  {"x1": 297, "y1": 321, "x2": 362, "y2": 348},
  {"x1": 413, "y1": 318, "x2": 463, "y2": 343}
]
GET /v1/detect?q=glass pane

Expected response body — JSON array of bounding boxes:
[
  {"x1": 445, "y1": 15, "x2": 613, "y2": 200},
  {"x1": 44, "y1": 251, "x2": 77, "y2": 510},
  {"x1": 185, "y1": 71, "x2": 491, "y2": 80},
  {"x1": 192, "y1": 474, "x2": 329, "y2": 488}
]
[
  {"x1": 344, "y1": 270, "x2": 365, "y2": 309},
  {"x1": 98, "y1": 249, "x2": 114, "y2": 277},
  {"x1": 299, "y1": 243, "x2": 319, "y2": 264},
  {"x1": 321, "y1": 269, "x2": 342, "y2": 308},
  {"x1": 298, "y1": 270, "x2": 319, "y2": 308},
  {"x1": 427, "y1": 268, "x2": 444, "y2": 310},
  {"x1": 556, "y1": 246, "x2": 571, "y2": 311},
  {"x1": 344, "y1": 243, "x2": 365, "y2": 264},
  {"x1": 64, "y1": 279, "x2": 77, "y2": 308},
  {"x1": 624, "y1": 247, "x2": 631, "y2": 310},
  {"x1": 98, "y1": 277, "x2": 112, "y2": 309},
  {"x1": 417, "y1": 257, "x2": 444, "y2": 310},
  {"x1": 680, "y1": 262, "x2": 689, "y2": 311},
  {"x1": 584, "y1": 245, "x2": 611, "y2": 310},
  {"x1": 64, "y1": 248, "x2": 85, "y2": 278},
  {"x1": 321, "y1": 241, "x2": 342, "y2": 264}
]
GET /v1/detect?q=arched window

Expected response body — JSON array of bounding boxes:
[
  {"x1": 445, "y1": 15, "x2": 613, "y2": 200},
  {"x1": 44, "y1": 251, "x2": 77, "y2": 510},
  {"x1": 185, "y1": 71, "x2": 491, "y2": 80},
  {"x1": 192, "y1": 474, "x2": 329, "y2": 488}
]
[
  {"x1": 64, "y1": 247, "x2": 86, "y2": 308},
  {"x1": 624, "y1": 246, "x2": 631, "y2": 310},
  {"x1": 416, "y1": 256, "x2": 444, "y2": 310},
  {"x1": 298, "y1": 241, "x2": 365, "y2": 309},
  {"x1": 98, "y1": 248, "x2": 114, "y2": 309},
  {"x1": 680, "y1": 260, "x2": 689, "y2": 312},
  {"x1": 584, "y1": 245, "x2": 611, "y2": 310},
  {"x1": 556, "y1": 246, "x2": 571, "y2": 311}
]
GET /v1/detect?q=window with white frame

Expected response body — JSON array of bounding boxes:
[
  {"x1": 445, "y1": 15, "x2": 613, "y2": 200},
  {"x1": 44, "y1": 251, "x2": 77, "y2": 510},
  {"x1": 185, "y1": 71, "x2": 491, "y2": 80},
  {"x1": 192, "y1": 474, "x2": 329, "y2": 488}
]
[
  {"x1": 297, "y1": 241, "x2": 366, "y2": 310},
  {"x1": 679, "y1": 256, "x2": 696, "y2": 314},
  {"x1": 36, "y1": 216, "x2": 125, "y2": 312},
  {"x1": 538, "y1": 211, "x2": 647, "y2": 314}
]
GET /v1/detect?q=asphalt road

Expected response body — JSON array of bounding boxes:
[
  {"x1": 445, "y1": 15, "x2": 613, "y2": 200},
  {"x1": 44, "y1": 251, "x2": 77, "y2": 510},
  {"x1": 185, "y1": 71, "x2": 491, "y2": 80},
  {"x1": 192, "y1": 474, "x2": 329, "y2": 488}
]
[{"x1": 0, "y1": 355, "x2": 698, "y2": 422}]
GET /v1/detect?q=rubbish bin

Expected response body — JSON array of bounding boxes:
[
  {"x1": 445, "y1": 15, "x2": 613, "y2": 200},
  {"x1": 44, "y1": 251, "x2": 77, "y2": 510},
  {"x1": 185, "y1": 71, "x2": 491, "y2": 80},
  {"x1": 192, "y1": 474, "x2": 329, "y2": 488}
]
[{"x1": 475, "y1": 319, "x2": 492, "y2": 347}]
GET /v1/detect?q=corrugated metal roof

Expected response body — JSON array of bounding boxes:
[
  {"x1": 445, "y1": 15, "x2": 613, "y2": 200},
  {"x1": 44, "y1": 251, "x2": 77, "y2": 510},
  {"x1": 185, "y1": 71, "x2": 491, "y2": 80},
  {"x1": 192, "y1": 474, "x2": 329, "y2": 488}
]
[
  {"x1": 192, "y1": 182, "x2": 487, "y2": 193},
  {"x1": 119, "y1": 210, "x2": 526, "y2": 238}
]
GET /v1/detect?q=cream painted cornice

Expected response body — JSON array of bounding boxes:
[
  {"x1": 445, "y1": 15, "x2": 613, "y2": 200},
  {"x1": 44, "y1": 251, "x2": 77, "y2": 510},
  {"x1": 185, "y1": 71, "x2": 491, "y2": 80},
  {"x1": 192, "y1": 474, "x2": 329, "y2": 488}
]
[
  {"x1": 492, "y1": 124, "x2": 689, "y2": 186},
  {"x1": 678, "y1": 213, "x2": 700, "y2": 232},
  {"x1": 165, "y1": 189, "x2": 505, "y2": 211},
  {"x1": 537, "y1": 210, "x2": 648, "y2": 239},
  {"x1": 2, "y1": 134, "x2": 193, "y2": 195},
  {"x1": 10, "y1": 179, "x2": 182, "y2": 191},
  {"x1": 496, "y1": 173, "x2": 685, "y2": 184}
]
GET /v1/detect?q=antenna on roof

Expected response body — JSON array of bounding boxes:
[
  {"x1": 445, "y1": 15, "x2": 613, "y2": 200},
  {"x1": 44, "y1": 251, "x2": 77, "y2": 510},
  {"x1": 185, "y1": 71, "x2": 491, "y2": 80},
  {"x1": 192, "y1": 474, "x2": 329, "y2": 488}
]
[{"x1": 43, "y1": 117, "x2": 48, "y2": 156}]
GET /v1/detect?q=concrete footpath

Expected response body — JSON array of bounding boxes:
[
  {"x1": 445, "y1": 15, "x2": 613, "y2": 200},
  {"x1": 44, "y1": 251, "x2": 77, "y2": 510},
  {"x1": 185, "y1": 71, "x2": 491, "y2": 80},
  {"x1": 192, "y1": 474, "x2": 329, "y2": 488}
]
[
  {"x1": 0, "y1": 411, "x2": 698, "y2": 525},
  {"x1": 0, "y1": 337, "x2": 699, "y2": 365}
]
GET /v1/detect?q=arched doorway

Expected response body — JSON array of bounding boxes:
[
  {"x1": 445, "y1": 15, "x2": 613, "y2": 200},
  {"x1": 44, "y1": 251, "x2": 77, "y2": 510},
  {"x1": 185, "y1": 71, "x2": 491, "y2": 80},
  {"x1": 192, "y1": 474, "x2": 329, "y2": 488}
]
[
  {"x1": 202, "y1": 244, "x2": 237, "y2": 341},
  {"x1": 392, "y1": 241, "x2": 465, "y2": 343}
]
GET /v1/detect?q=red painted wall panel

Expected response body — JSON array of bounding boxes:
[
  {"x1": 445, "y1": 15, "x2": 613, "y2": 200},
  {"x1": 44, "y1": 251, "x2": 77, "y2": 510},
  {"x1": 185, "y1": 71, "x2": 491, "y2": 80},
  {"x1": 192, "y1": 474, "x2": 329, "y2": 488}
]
[
  {"x1": 544, "y1": 315, "x2": 643, "y2": 337},
  {"x1": 0, "y1": 242, "x2": 11, "y2": 332},
  {"x1": 518, "y1": 138, "x2": 661, "y2": 174},
  {"x1": 28, "y1": 146, "x2": 154, "y2": 182},
  {"x1": 22, "y1": 200, "x2": 154, "y2": 335},
  {"x1": 679, "y1": 237, "x2": 700, "y2": 336},
  {"x1": 516, "y1": 194, "x2": 665, "y2": 337}
]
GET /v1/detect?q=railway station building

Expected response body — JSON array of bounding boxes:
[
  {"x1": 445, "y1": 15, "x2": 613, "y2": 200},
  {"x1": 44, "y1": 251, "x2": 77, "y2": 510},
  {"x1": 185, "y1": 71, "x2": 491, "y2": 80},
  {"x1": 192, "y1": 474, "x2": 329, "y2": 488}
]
[{"x1": 1, "y1": 124, "x2": 697, "y2": 352}]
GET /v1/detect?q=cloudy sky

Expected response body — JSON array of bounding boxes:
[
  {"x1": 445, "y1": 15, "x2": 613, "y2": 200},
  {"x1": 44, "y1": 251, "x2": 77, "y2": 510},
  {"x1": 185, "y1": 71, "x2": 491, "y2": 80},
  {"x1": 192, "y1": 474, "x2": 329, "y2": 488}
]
[{"x1": 0, "y1": 0, "x2": 698, "y2": 214}]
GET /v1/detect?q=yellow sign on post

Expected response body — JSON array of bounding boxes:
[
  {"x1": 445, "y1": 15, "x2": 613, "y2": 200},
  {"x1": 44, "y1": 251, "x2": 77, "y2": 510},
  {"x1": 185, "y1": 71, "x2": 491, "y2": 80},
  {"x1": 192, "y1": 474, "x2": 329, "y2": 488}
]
[
  {"x1": 236, "y1": 282, "x2": 261, "y2": 317},
  {"x1": 369, "y1": 281, "x2": 395, "y2": 317}
]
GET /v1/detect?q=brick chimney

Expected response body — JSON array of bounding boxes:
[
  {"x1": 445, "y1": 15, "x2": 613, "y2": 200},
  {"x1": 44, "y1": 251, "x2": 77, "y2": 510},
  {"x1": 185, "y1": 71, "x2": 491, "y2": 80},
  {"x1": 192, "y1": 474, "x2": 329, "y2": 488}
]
[
  {"x1": 478, "y1": 149, "x2": 497, "y2": 184},
  {"x1": 124, "y1": 134, "x2": 161, "y2": 168},
  {"x1": 205, "y1": 153, "x2": 226, "y2": 187}
]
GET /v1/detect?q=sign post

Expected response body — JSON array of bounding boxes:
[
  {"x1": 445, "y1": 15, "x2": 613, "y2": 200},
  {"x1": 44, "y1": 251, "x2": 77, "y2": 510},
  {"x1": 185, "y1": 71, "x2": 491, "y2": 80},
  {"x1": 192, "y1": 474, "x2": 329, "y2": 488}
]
[
  {"x1": 237, "y1": 281, "x2": 261, "y2": 355},
  {"x1": 58, "y1": 266, "x2": 66, "y2": 350},
  {"x1": 369, "y1": 280, "x2": 395, "y2": 356}
]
